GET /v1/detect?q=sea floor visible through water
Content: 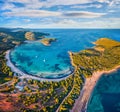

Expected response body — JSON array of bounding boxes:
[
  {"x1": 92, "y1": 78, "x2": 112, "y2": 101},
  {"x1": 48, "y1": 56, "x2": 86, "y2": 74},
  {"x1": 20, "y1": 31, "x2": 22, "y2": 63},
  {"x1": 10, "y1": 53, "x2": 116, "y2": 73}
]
[
  {"x1": 87, "y1": 69, "x2": 120, "y2": 112},
  {"x1": 9, "y1": 29, "x2": 120, "y2": 79}
]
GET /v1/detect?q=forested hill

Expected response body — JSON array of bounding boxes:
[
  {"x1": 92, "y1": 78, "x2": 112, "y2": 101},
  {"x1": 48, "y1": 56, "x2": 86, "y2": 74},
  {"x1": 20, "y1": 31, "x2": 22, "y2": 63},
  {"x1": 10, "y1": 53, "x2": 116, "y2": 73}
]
[{"x1": 0, "y1": 28, "x2": 49, "y2": 41}]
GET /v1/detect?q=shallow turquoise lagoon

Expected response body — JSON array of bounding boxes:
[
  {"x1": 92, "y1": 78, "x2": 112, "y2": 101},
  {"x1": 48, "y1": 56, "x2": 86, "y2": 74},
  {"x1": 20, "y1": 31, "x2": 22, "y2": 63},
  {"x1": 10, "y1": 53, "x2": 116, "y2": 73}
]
[{"x1": 10, "y1": 29, "x2": 120, "y2": 79}]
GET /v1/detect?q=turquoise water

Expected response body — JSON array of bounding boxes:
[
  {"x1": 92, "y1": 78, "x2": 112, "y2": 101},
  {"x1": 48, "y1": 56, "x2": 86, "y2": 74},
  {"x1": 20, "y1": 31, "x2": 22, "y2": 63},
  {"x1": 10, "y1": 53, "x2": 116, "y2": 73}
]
[
  {"x1": 87, "y1": 69, "x2": 120, "y2": 112},
  {"x1": 10, "y1": 29, "x2": 120, "y2": 79}
]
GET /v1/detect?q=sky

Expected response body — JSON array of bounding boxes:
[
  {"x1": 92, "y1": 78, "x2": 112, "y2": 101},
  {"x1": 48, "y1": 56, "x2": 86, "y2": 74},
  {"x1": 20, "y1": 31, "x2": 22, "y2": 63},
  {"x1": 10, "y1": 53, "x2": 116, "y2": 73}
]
[{"x1": 0, "y1": 0, "x2": 120, "y2": 28}]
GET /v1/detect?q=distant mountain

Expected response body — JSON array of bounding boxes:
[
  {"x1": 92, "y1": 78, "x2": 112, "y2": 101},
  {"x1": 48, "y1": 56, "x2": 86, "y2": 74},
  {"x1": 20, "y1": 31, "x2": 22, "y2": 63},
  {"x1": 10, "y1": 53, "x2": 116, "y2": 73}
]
[{"x1": 0, "y1": 28, "x2": 50, "y2": 41}]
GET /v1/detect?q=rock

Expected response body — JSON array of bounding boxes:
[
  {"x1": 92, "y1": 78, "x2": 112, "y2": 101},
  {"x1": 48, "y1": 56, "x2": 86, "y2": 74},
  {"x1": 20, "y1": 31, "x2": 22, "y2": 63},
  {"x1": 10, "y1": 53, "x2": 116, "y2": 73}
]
[
  {"x1": 12, "y1": 41, "x2": 21, "y2": 45},
  {"x1": 25, "y1": 32, "x2": 35, "y2": 40},
  {"x1": 40, "y1": 38, "x2": 56, "y2": 46}
]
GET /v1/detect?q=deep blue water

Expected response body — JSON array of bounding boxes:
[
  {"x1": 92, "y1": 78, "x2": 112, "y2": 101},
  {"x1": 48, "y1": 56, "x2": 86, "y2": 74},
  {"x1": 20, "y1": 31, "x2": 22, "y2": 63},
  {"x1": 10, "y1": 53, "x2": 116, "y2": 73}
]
[
  {"x1": 87, "y1": 69, "x2": 120, "y2": 112},
  {"x1": 10, "y1": 29, "x2": 120, "y2": 79}
]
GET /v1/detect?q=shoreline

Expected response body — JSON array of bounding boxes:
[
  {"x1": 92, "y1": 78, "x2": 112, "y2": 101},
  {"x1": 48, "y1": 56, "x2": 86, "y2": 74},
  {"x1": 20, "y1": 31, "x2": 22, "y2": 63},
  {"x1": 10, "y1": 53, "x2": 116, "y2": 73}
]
[
  {"x1": 6, "y1": 49, "x2": 120, "y2": 111},
  {"x1": 68, "y1": 51, "x2": 77, "y2": 69},
  {"x1": 71, "y1": 65, "x2": 120, "y2": 112},
  {"x1": 5, "y1": 50, "x2": 74, "y2": 82}
]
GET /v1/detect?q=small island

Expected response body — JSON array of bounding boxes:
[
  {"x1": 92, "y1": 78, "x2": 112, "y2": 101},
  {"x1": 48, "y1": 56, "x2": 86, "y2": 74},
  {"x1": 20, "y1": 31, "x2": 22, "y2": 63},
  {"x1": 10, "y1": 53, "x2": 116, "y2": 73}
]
[
  {"x1": 25, "y1": 32, "x2": 35, "y2": 40},
  {"x1": 40, "y1": 38, "x2": 56, "y2": 46}
]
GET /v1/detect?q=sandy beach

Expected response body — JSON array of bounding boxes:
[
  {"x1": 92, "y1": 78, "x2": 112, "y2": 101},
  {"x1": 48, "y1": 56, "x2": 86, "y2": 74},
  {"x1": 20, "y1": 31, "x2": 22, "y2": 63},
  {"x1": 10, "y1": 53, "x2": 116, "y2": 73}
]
[
  {"x1": 5, "y1": 50, "x2": 74, "y2": 82},
  {"x1": 71, "y1": 65, "x2": 120, "y2": 112},
  {"x1": 5, "y1": 50, "x2": 120, "y2": 112}
]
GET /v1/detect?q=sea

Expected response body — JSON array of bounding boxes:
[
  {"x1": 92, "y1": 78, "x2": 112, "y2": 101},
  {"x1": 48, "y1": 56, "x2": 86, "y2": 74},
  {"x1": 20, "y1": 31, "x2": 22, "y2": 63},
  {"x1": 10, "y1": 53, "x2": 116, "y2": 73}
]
[
  {"x1": 10, "y1": 29, "x2": 120, "y2": 78},
  {"x1": 87, "y1": 69, "x2": 120, "y2": 112},
  {"x1": 9, "y1": 29, "x2": 120, "y2": 112}
]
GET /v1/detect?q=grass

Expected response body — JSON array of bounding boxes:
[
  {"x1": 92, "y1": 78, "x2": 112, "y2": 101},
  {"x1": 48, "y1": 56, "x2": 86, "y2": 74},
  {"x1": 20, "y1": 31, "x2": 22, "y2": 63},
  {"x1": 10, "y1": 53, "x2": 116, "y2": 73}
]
[{"x1": 94, "y1": 38, "x2": 120, "y2": 49}]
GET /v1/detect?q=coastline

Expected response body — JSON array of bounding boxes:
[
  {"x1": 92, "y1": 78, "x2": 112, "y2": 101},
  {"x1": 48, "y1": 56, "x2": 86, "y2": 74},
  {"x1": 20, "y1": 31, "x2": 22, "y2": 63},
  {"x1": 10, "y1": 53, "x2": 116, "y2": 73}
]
[
  {"x1": 68, "y1": 51, "x2": 77, "y2": 69},
  {"x1": 5, "y1": 49, "x2": 120, "y2": 111},
  {"x1": 5, "y1": 50, "x2": 74, "y2": 82},
  {"x1": 71, "y1": 65, "x2": 120, "y2": 112}
]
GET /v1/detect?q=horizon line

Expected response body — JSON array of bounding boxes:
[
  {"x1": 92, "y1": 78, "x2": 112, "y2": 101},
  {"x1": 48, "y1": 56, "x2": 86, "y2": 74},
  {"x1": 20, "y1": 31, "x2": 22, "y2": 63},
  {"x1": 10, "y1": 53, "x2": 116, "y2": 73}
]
[{"x1": 0, "y1": 27, "x2": 120, "y2": 29}]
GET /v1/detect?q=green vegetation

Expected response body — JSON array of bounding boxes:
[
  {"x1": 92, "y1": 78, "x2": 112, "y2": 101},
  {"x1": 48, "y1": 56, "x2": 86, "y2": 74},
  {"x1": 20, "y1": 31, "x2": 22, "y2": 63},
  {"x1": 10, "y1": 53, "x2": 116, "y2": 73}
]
[
  {"x1": 18, "y1": 75, "x2": 74, "y2": 111},
  {"x1": 0, "y1": 77, "x2": 18, "y2": 92},
  {"x1": 0, "y1": 53, "x2": 13, "y2": 84},
  {"x1": 73, "y1": 38, "x2": 120, "y2": 75},
  {"x1": 58, "y1": 70, "x2": 84, "y2": 112},
  {"x1": 0, "y1": 28, "x2": 120, "y2": 112},
  {"x1": 58, "y1": 38, "x2": 120, "y2": 111},
  {"x1": 94, "y1": 38, "x2": 120, "y2": 49},
  {"x1": 0, "y1": 28, "x2": 49, "y2": 84}
]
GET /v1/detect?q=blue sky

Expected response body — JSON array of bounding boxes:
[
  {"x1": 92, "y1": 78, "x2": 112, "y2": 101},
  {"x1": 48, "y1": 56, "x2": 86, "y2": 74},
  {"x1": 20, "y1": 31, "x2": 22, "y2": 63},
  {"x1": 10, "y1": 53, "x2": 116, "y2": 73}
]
[{"x1": 0, "y1": 0, "x2": 120, "y2": 28}]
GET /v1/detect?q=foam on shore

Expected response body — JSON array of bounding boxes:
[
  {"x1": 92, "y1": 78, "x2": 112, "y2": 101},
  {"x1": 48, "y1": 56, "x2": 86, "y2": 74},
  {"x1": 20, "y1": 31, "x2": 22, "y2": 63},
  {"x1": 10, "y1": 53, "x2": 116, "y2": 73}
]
[
  {"x1": 71, "y1": 66, "x2": 120, "y2": 112},
  {"x1": 5, "y1": 50, "x2": 74, "y2": 81}
]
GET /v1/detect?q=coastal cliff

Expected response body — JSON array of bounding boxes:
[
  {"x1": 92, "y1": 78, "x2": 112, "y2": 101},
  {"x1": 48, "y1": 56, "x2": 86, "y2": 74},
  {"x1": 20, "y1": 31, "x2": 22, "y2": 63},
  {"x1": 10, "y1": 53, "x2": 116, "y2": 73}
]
[{"x1": 25, "y1": 32, "x2": 35, "y2": 40}]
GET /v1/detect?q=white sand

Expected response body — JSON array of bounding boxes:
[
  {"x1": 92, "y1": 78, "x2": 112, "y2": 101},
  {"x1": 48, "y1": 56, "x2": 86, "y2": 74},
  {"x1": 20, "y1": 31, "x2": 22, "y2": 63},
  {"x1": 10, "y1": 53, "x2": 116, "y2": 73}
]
[
  {"x1": 71, "y1": 66, "x2": 120, "y2": 112},
  {"x1": 5, "y1": 50, "x2": 74, "y2": 82}
]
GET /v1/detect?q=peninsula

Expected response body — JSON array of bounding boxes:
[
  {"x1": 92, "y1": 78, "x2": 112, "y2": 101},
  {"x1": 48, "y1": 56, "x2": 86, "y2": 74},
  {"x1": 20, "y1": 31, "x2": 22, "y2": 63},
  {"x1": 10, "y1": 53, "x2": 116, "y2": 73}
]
[
  {"x1": 69, "y1": 38, "x2": 120, "y2": 112},
  {"x1": 56, "y1": 38, "x2": 120, "y2": 112},
  {"x1": 0, "y1": 28, "x2": 120, "y2": 112},
  {"x1": 40, "y1": 38, "x2": 56, "y2": 46}
]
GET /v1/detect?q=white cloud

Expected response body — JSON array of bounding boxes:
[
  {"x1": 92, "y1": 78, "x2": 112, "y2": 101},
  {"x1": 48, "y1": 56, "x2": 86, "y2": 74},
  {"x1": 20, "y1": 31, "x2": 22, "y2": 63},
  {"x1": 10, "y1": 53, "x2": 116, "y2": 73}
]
[
  {"x1": 109, "y1": 0, "x2": 120, "y2": 7},
  {"x1": 63, "y1": 11, "x2": 106, "y2": 18},
  {"x1": 5, "y1": 0, "x2": 99, "y2": 9},
  {"x1": 3, "y1": 10, "x2": 61, "y2": 17},
  {"x1": 1, "y1": 0, "x2": 120, "y2": 28},
  {"x1": 23, "y1": 19, "x2": 31, "y2": 22},
  {"x1": 1, "y1": 0, "x2": 99, "y2": 10},
  {"x1": 3, "y1": 17, "x2": 120, "y2": 28},
  {"x1": 9, "y1": 0, "x2": 31, "y2": 3},
  {"x1": 56, "y1": 19, "x2": 78, "y2": 24},
  {"x1": 44, "y1": 0, "x2": 94, "y2": 7},
  {"x1": 2, "y1": 0, "x2": 120, "y2": 11},
  {"x1": 1, "y1": 0, "x2": 44, "y2": 10},
  {"x1": 98, "y1": 0, "x2": 110, "y2": 3},
  {"x1": 98, "y1": 0, "x2": 120, "y2": 7},
  {"x1": 8, "y1": 0, "x2": 95, "y2": 7},
  {"x1": 40, "y1": 18, "x2": 120, "y2": 28},
  {"x1": 108, "y1": 10, "x2": 115, "y2": 12},
  {"x1": 71, "y1": 4, "x2": 102, "y2": 9},
  {"x1": 109, "y1": 1, "x2": 114, "y2": 6},
  {"x1": 3, "y1": 9, "x2": 106, "y2": 18},
  {"x1": 1, "y1": 2, "x2": 15, "y2": 10}
]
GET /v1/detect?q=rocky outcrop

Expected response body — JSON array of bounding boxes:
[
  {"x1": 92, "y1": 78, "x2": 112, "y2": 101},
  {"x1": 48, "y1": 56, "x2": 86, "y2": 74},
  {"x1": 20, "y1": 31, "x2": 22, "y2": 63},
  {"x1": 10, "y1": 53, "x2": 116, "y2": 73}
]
[
  {"x1": 25, "y1": 32, "x2": 35, "y2": 40},
  {"x1": 12, "y1": 41, "x2": 21, "y2": 45},
  {"x1": 40, "y1": 38, "x2": 56, "y2": 46}
]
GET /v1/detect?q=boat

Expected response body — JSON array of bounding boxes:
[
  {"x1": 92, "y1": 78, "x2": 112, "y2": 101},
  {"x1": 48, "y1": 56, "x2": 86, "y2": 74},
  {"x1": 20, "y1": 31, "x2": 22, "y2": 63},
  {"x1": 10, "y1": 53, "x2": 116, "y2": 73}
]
[{"x1": 43, "y1": 59, "x2": 46, "y2": 62}]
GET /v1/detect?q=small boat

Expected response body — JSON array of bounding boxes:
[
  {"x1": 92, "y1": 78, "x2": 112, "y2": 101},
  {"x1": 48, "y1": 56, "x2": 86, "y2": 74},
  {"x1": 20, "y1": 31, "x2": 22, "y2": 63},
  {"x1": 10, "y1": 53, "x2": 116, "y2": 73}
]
[{"x1": 43, "y1": 59, "x2": 46, "y2": 62}]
